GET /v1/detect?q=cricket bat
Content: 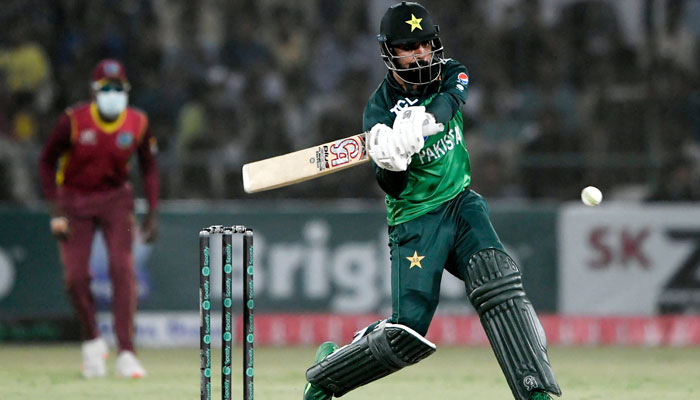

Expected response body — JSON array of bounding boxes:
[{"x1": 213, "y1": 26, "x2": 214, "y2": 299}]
[{"x1": 242, "y1": 132, "x2": 369, "y2": 193}]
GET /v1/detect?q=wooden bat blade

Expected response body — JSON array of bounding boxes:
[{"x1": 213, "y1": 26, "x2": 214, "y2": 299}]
[{"x1": 242, "y1": 133, "x2": 368, "y2": 193}]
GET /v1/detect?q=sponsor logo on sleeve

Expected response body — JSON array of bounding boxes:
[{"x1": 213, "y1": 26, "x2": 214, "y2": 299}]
[{"x1": 457, "y1": 72, "x2": 469, "y2": 86}]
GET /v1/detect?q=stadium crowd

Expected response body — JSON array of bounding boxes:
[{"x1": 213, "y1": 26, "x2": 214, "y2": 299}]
[{"x1": 1, "y1": 0, "x2": 699, "y2": 202}]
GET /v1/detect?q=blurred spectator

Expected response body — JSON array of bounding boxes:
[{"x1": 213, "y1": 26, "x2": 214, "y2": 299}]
[
  {"x1": 689, "y1": 74, "x2": 700, "y2": 147},
  {"x1": 264, "y1": 5, "x2": 310, "y2": 82},
  {"x1": 647, "y1": 59, "x2": 696, "y2": 157},
  {"x1": 170, "y1": 84, "x2": 213, "y2": 198},
  {"x1": 496, "y1": 0, "x2": 551, "y2": 88},
  {"x1": 521, "y1": 108, "x2": 583, "y2": 200},
  {"x1": 559, "y1": 0, "x2": 635, "y2": 89},
  {"x1": 470, "y1": 149, "x2": 525, "y2": 200},
  {"x1": 0, "y1": 82, "x2": 35, "y2": 202},
  {"x1": 0, "y1": 19, "x2": 53, "y2": 143},
  {"x1": 653, "y1": 0, "x2": 698, "y2": 75},
  {"x1": 646, "y1": 156, "x2": 700, "y2": 201},
  {"x1": 0, "y1": 0, "x2": 696, "y2": 201},
  {"x1": 308, "y1": 1, "x2": 378, "y2": 95},
  {"x1": 0, "y1": 18, "x2": 49, "y2": 203},
  {"x1": 220, "y1": 7, "x2": 272, "y2": 72}
]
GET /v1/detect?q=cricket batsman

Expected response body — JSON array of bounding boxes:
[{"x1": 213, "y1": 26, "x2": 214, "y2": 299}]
[
  {"x1": 303, "y1": 2, "x2": 561, "y2": 399},
  {"x1": 39, "y1": 59, "x2": 159, "y2": 379}
]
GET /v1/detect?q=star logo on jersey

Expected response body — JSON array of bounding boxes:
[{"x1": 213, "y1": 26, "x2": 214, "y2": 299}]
[
  {"x1": 406, "y1": 251, "x2": 425, "y2": 269},
  {"x1": 405, "y1": 14, "x2": 423, "y2": 32}
]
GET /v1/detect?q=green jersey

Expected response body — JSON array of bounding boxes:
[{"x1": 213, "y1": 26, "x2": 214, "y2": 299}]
[{"x1": 363, "y1": 59, "x2": 471, "y2": 226}]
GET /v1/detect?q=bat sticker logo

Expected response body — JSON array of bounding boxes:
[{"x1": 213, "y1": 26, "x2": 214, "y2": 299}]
[
  {"x1": 329, "y1": 137, "x2": 365, "y2": 168},
  {"x1": 315, "y1": 146, "x2": 329, "y2": 171}
]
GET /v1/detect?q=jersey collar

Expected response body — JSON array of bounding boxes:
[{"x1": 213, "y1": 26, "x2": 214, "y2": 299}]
[{"x1": 89, "y1": 102, "x2": 126, "y2": 133}]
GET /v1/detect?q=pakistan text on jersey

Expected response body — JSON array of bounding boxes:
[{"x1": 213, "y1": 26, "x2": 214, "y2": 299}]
[{"x1": 416, "y1": 125, "x2": 463, "y2": 164}]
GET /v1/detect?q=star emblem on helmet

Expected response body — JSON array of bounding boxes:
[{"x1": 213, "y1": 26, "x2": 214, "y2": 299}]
[{"x1": 405, "y1": 14, "x2": 423, "y2": 32}]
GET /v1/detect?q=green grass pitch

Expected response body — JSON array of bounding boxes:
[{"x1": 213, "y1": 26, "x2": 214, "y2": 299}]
[{"x1": 1, "y1": 344, "x2": 698, "y2": 399}]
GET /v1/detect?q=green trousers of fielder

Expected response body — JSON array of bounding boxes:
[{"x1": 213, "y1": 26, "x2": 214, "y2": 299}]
[{"x1": 304, "y1": 190, "x2": 561, "y2": 400}]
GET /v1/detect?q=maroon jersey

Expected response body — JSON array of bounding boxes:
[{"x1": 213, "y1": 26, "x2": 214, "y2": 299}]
[{"x1": 39, "y1": 102, "x2": 159, "y2": 210}]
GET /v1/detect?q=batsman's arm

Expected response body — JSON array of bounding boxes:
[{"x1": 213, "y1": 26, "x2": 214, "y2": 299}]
[{"x1": 425, "y1": 62, "x2": 468, "y2": 124}]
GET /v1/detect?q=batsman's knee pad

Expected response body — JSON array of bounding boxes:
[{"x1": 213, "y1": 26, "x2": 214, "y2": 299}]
[
  {"x1": 464, "y1": 249, "x2": 561, "y2": 399},
  {"x1": 306, "y1": 321, "x2": 436, "y2": 397}
]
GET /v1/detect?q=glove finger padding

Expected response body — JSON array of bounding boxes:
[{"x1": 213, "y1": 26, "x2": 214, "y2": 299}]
[
  {"x1": 393, "y1": 106, "x2": 427, "y2": 155},
  {"x1": 421, "y1": 112, "x2": 444, "y2": 136},
  {"x1": 367, "y1": 123, "x2": 411, "y2": 171},
  {"x1": 393, "y1": 106, "x2": 444, "y2": 156}
]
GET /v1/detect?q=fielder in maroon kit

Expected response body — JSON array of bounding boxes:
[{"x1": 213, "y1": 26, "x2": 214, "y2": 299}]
[{"x1": 39, "y1": 59, "x2": 159, "y2": 379}]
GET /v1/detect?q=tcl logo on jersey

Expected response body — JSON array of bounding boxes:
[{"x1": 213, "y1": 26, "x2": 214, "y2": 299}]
[{"x1": 390, "y1": 98, "x2": 419, "y2": 116}]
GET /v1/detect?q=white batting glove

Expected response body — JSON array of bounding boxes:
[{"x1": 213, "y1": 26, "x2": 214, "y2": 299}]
[
  {"x1": 392, "y1": 106, "x2": 444, "y2": 155},
  {"x1": 367, "y1": 123, "x2": 411, "y2": 171}
]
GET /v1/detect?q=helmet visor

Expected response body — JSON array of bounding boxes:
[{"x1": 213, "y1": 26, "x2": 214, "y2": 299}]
[{"x1": 380, "y1": 38, "x2": 444, "y2": 85}]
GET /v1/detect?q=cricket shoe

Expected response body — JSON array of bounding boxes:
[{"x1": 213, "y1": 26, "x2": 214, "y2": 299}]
[
  {"x1": 81, "y1": 337, "x2": 108, "y2": 378},
  {"x1": 529, "y1": 390, "x2": 553, "y2": 400},
  {"x1": 116, "y1": 351, "x2": 147, "y2": 378},
  {"x1": 303, "y1": 341, "x2": 339, "y2": 400}
]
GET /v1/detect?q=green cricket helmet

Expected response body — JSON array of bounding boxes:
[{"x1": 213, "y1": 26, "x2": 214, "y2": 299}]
[{"x1": 377, "y1": 1, "x2": 444, "y2": 85}]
